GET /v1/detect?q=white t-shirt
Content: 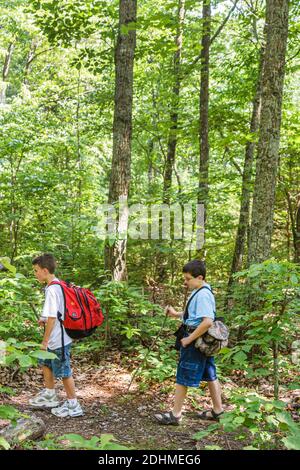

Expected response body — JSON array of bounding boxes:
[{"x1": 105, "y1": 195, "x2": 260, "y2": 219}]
[{"x1": 41, "y1": 278, "x2": 72, "y2": 351}]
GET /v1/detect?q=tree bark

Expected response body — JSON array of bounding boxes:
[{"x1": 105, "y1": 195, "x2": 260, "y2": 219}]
[
  {"x1": 227, "y1": 46, "x2": 265, "y2": 294},
  {"x1": 286, "y1": 190, "x2": 300, "y2": 263},
  {"x1": 105, "y1": 0, "x2": 137, "y2": 281},
  {"x1": 198, "y1": 0, "x2": 211, "y2": 210},
  {"x1": 156, "y1": 0, "x2": 185, "y2": 282},
  {"x1": 248, "y1": 0, "x2": 289, "y2": 265},
  {"x1": 163, "y1": 0, "x2": 185, "y2": 205},
  {"x1": 197, "y1": 0, "x2": 211, "y2": 258},
  {"x1": 296, "y1": 195, "x2": 300, "y2": 263}
]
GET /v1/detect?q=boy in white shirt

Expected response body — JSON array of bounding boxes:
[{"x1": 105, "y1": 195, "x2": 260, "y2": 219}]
[{"x1": 29, "y1": 253, "x2": 83, "y2": 418}]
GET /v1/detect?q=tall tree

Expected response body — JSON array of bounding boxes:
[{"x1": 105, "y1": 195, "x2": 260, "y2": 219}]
[
  {"x1": 196, "y1": 0, "x2": 238, "y2": 255},
  {"x1": 248, "y1": 0, "x2": 289, "y2": 265},
  {"x1": 105, "y1": 0, "x2": 137, "y2": 281},
  {"x1": 156, "y1": 0, "x2": 185, "y2": 282},
  {"x1": 228, "y1": 46, "x2": 265, "y2": 292},
  {"x1": 162, "y1": 0, "x2": 185, "y2": 205},
  {"x1": 197, "y1": 0, "x2": 211, "y2": 216}
]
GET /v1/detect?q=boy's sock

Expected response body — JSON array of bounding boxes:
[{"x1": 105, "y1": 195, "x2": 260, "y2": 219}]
[
  {"x1": 46, "y1": 388, "x2": 56, "y2": 397},
  {"x1": 68, "y1": 398, "x2": 78, "y2": 407}
]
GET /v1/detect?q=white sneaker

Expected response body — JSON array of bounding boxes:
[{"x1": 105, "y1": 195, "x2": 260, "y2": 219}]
[
  {"x1": 51, "y1": 400, "x2": 84, "y2": 418},
  {"x1": 29, "y1": 389, "x2": 60, "y2": 408}
]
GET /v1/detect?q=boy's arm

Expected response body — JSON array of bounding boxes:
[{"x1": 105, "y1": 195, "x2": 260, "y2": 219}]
[
  {"x1": 181, "y1": 317, "x2": 213, "y2": 347},
  {"x1": 41, "y1": 317, "x2": 56, "y2": 350},
  {"x1": 165, "y1": 306, "x2": 183, "y2": 318}
]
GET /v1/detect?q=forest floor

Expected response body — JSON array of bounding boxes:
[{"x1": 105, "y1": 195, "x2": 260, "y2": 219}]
[{"x1": 0, "y1": 350, "x2": 299, "y2": 450}]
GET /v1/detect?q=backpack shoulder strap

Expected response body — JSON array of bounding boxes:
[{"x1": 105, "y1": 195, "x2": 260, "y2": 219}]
[
  {"x1": 198, "y1": 285, "x2": 216, "y2": 321},
  {"x1": 48, "y1": 280, "x2": 64, "y2": 287},
  {"x1": 47, "y1": 280, "x2": 66, "y2": 360},
  {"x1": 184, "y1": 285, "x2": 210, "y2": 321},
  {"x1": 184, "y1": 285, "x2": 215, "y2": 322}
]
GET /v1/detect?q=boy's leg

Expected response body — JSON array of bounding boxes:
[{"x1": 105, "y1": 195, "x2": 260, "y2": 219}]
[
  {"x1": 155, "y1": 384, "x2": 187, "y2": 424},
  {"x1": 172, "y1": 384, "x2": 188, "y2": 417},
  {"x1": 51, "y1": 375, "x2": 83, "y2": 417},
  {"x1": 62, "y1": 376, "x2": 76, "y2": 399},
  {"x1": 29, "y1": 365, "x2": 59, "y2": 407},
  {"x1": 207, "y1": 379, "x2": 223, "y2": 414},
  {"x1": 42, "y1": 365, "x2": 55, "y2": 389}
]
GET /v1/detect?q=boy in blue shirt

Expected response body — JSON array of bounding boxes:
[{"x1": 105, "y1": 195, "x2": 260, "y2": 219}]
[{"x1": 155, "y1": 260, "x2": 224, "y2": 425}]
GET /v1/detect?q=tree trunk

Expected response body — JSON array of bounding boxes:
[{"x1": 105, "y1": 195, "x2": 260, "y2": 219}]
[
  {"x1": 248, "y1": 0, "x2": 289, "y2": 265},
  {"x1": 105, "y1": 0, "x2": 137, "y2": 281},
  {"x1": 197, "y1": 0, "x2": 211, "y2": 257},
  {"x1": 286, "y1": 190, "x2": 300, "y2": 264},
  {"x1": 296, "y1": 195, "x2": 300, "y2": 263},
  {"x1": 273, "y1": 340, "x2": 279, "y2": 400},
  {"x1": 0, "y1": 42, "x2": 14, "y2": 104},
  {"x1": 163, "y1": 0, "x2": 185, "y2": 205},
  {"x1": 156, "y1": 0, "x2": 185, "y2": 282},
  {"x1": 227, "y1": 47, "x2": 265, "y2": 296},
  {"x1": 198, "y1": 0, "x2": 211, "y2": 207}
]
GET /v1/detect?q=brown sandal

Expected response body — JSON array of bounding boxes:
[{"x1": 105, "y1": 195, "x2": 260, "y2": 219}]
[{"x1": 196, "y1": 409, "x2": 224, "y2": 421}]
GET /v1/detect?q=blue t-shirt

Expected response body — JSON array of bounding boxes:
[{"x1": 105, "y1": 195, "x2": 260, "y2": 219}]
[{"x1": 183, "y1": 283, "x2": 215, "y2": 327}]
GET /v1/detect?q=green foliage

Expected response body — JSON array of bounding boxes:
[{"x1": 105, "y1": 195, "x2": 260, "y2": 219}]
[
  {"x1": 95, "y1": 281, "x2": 163, "y2": 346},
  {"x1": 0, "y1": 405, "x2": 23, "y2": 449},
  {"x1": 0, "y1": 270, "x2": 43, "y2": 342},
  {"x1": 36, "y1": 432, "x2": 130, "y2": 450},
  {"x1": 0, "y1": 386, "x2": 15, "y2": 396},
  {"x1": 0, "y1": 271, "x2": 56, "y2": 368},
  {"x1": 194, "y1": 390, "x2": 300, "y2": 450},
  {"x1": 0, "y1": 0, "x2": 298, "y2": 453},
  {"x1": 0, "y1": 437, "x2": 10, "y2": 450},
  {"x1": 0, "y1": 404, "x2": 20, "y2": 422},
  {"x1": 135, "y1": 337, "x2": 178, "y2": 385},
  {"x1": 223, "y1": 261, "x2": 300, "y2": 396},
  {"x1": 1, "y1": 337, "x2": 56, "y2": 369}
]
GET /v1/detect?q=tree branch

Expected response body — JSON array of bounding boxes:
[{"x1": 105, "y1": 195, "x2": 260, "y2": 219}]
[
  {"x1": 182, "y1": 0, "x2": 239, "y2": 76},
  {"x1": 210, "y1": 0, "x2": 239, "y2": 45}
]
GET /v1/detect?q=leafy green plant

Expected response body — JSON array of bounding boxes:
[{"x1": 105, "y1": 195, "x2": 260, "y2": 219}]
[
  {"x1": 36, "y1": 433, "x2": 130, "y2": 450},
  {"x1": 194, "y1": 390, "x2": 300, "y2": 450},
  {"x1": 94, "y1": 281, "x2": 163, "y2": 346},
  {"x1": 0, "y1": 270, "x2": 43, "y2": 342},
  {"x1": 224, "y1": 261, "x2": 300, "y2": 398},
  {"x1": 134, "y1": 337, "x2": 177, "y2": 385},
  {"x1": 0, "y1": 404, "x2": 22, "y2": 450},
  {"x1": 1, "y1": 337, "x2": 57, "y2": 369}
]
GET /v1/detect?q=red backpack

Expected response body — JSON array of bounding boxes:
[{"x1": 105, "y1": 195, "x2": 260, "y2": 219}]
[{"x1": 49, "y1": 280, "x2": 104, "y2": 355}]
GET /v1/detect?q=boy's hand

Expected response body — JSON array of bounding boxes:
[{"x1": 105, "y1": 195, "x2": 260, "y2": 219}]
[
  {"x1": 38, "y1": 319, "x2": 45, "y2": 327},
  {"x1": 165, "y1": 305, "x2": 179, "y2": 318},
  {"x1": 41, "y1": 340, "x2": 48, "y2": 350},
  {"x1": 181, "y1": 336, "x2": 191, "y2": 348}
]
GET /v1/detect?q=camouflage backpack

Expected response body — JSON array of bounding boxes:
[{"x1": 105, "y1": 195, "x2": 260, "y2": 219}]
[{"x1": 195, "y1": 318, "x2": 229, "y2": 356}]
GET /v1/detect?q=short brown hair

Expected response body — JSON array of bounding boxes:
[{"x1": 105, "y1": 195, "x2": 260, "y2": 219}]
[
  {"x1": 32, "y1": 253, "x2": 57, "y2": 274},
  {"x1": 183, "y1": 259, "x2": 206, "y2": 279}
]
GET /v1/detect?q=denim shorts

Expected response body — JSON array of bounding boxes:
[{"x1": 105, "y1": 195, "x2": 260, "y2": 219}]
[
  {"x1": 176, "y1": 332, "x2": 217, "y2": 387},
  {"x1": 38, "y1": 343, "x2": 72, "y2": 379}
]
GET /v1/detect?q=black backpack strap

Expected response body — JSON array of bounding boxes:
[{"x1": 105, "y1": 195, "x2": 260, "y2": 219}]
[
  {"x1": 198, "y1": 285, "x2": 216, "y2": 320},
  {"x1": 57, "y1": 311, "x2": 65, "y2": 362},
  {"x1": 183, "y1": 285, "x2": 215, "y2": 323}
]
